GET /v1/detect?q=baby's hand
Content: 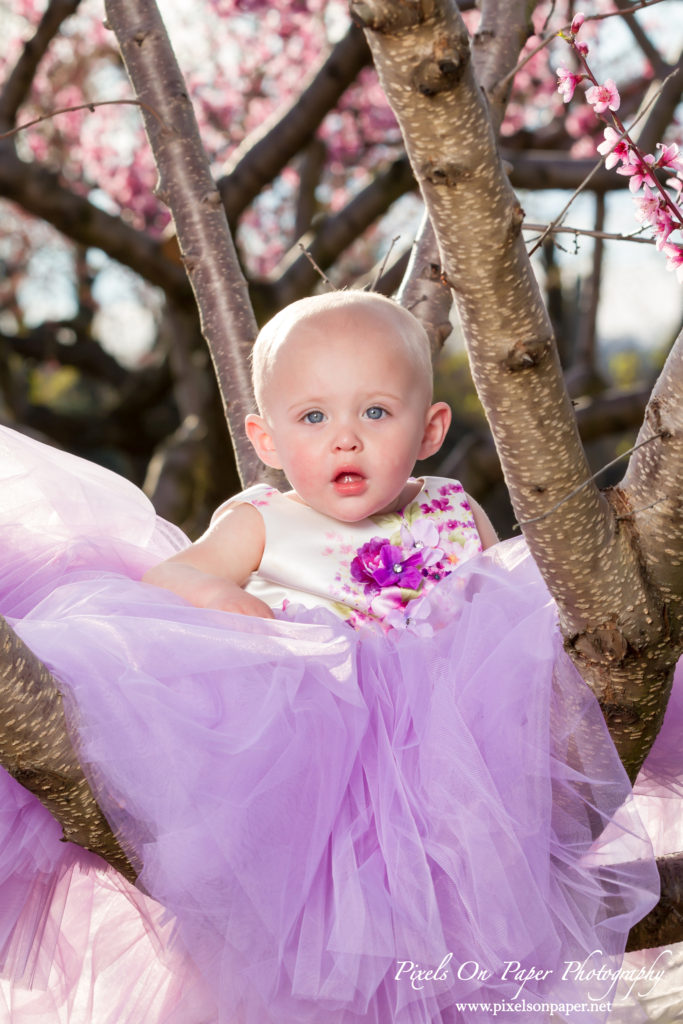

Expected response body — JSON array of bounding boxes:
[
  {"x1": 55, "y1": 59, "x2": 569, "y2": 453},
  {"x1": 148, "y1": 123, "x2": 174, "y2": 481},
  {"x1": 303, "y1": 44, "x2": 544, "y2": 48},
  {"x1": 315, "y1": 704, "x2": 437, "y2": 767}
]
[
  {"x1": 193, "y1": 577, "x2": 274, "y2": 620},
  {"x1": 142, "y1": 502, "x2": 272, "y2": 618},
  {"x1": 143, "y1": 563, "x2": 274, "y2": 620}
]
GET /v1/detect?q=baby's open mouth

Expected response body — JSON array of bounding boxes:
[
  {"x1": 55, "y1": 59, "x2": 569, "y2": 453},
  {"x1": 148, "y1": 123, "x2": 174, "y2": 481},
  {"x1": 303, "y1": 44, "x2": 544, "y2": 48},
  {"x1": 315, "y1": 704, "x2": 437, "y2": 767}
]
[{"x1": 333, "y1": 471, "x2": 367, "y2": 495}]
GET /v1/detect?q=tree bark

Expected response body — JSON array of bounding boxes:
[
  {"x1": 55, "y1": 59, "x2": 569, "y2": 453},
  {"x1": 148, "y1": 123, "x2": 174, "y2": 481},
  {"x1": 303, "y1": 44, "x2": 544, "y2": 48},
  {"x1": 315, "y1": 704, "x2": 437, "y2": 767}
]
[
  {"x1": 626, "y1": 852, "x2": 683, "y2": 952},
  {"x1": 0, "y1": 616, "x2": 135, "y2": 882},
  {"x1": 396, "y1": 208, "x2": 453, "y2": 357},
  {"x1": 397, "y1": 1, "x2": 537, "y2": 358},
  {"x1": 620, "y1": 332, "x2": 683, "y2": 625}
]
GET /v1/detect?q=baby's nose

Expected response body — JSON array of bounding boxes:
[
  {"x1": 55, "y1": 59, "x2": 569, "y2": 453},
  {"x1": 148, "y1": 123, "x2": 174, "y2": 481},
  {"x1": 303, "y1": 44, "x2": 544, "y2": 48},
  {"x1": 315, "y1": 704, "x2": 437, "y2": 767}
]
[{"x1": 333, "y1": 425, "x2": 362, "y2": 451}]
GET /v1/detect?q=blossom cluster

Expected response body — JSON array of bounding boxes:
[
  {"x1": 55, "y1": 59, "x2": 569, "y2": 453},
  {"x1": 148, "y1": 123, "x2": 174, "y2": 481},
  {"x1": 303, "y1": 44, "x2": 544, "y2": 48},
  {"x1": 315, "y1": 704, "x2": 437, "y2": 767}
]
[{"x1": 556, "y1": 12, "x2": 683, "y2": 280}]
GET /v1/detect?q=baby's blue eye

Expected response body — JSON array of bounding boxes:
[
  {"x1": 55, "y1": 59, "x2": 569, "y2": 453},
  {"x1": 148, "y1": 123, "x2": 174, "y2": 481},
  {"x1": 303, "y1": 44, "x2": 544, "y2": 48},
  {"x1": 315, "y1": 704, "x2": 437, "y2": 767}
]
[
  {"x1": 365, "y1": 406, "x2": 386, "y2": 420},
  {"x1": 303, "y1": 410, "x2": 325, "y2": 424}
]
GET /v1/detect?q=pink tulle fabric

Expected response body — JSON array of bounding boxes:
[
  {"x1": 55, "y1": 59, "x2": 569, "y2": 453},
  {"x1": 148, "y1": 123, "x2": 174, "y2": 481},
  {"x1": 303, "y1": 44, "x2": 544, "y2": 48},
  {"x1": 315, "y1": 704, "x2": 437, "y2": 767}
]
[{"x1": 0, "y1": 426, "x2": 675, "y2": 1023}]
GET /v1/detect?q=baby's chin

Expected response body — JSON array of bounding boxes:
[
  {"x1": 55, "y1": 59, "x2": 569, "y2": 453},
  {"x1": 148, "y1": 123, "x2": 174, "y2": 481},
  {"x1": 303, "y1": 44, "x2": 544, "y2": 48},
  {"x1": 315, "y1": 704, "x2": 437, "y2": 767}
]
[
  {"x1": 286, "y1": 478, "x2": 420, "y2": 521},
  {"x1": 323, "y1": 492, "x2": 416, "y2": 523}
]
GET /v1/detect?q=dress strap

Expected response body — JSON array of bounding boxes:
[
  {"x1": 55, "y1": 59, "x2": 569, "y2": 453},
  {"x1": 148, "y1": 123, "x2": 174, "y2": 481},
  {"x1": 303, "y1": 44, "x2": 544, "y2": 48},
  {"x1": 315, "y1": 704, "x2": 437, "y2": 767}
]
[{"x1": 210, "y1": 484, "x2": 278, "y2": 524}]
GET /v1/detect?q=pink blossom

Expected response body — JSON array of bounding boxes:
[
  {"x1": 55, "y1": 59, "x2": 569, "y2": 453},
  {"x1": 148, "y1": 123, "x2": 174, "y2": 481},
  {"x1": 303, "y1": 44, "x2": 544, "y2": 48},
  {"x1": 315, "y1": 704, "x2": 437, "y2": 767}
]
[
  {"x1": 633, "y1": 182, "x2": 679, "y2": 250},
  {"x1": 616, "y1": 158, "x2": 639, "y2": 179},
  {"x1": 654, "y1": 210, "x2": 675, "y2": 248},
  {"x1": 557, "y1": 67, "x2": 584, "y2": 103},
  {"x1": 661, "y1": 243, "x2": 683, "y2": 282},
  {"x1": 566, "y1": 105, "x2": 598, "y2": 140},
  {"x1": 585, "y1": 79, "x2": 620, "y2": 113},
  {"x1": 656, "y1": 143, "x2": 683, "y2": 172},
  {"x1": 596, "y1": 126, "x2": 630, "y2": 170},
  {"x1": 627, "y1": 154, "x2": 656, "y2": 193},
  {"x1": 570, "y1": 135, "x2": 598, "y2": 159},
  {"x1": 571, "y1": 13, "x2": 586, "y2": 35},
  {"x1": 576, "y1": 41, "x2": 589, "y2": 57},
  {"x1": 633, "y1": 185, "x2": 661, "y2": 228}
]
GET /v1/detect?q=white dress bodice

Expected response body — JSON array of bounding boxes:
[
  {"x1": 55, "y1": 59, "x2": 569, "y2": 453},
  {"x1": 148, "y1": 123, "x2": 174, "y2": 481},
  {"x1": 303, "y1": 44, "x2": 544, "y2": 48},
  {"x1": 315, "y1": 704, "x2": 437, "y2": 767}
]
[{"x1": 222, "y1": 477, "x2": 482, "y2": 629}]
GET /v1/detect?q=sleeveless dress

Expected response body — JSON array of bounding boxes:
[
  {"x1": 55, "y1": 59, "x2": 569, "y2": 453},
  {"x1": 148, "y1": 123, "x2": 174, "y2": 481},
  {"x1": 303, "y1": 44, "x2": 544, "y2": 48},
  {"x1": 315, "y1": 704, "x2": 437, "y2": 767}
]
[{"x1": 0, "y1": 424, "x2": 676, "y2": 1023}]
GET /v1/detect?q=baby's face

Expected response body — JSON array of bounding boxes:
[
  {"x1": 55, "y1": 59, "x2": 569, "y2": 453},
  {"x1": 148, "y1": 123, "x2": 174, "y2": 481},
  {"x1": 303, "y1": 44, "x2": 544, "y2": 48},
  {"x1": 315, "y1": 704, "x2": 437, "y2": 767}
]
[{"x1": 251, "y1": 306, "x2": 438, "y2": 522}]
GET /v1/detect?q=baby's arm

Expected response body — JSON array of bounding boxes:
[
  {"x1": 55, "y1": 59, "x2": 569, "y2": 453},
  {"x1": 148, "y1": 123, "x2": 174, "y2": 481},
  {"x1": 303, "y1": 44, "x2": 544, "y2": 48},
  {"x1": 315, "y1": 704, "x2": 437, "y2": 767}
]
[
  {"x1": 142, "y1": 502, "x2": 274, "y2": 618},
  {"x1": 467, "y1": 495, "x2": 499, "y2": 550}
]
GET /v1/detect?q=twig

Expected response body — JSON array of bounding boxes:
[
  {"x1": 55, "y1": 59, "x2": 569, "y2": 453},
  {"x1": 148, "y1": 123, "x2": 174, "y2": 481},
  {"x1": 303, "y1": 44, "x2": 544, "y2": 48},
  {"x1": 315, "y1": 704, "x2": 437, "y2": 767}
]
[
  {"x1": 370, "y1": 235, "x2": 400, "y2": 291},
  {"x1": 526, "y1": 73, "x2": 677, "y2": 257},
  {"x1": 514, "y1": 432, "x2": 664, "y2": 528},
  {"x1": 495, "y1": 0, "x2": 669, "y2": 94},
  {"x1": 541, "y1": 1, "x2": 558, "y2": 35},
  {"x1": 523, "y1": 222, "x2": 655, "y2": 244},
  {"x1": 296, "y1": 242, "x2": 336, "y2": 290},
  {"x1": 616, "y1": 497, "x2": 667, "y2": 520},
  {"x1": 0, "y1": 99, "x2": 168, "y2": 140},
  {"x1": 526, "y1": 163, "x2": 605, "y2": 257}
]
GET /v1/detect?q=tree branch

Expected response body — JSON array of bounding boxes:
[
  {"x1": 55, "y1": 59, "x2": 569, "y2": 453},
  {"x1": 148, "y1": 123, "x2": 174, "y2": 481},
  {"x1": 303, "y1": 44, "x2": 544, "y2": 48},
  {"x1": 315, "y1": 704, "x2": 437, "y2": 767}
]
[
  {"x1": 613, "y1": 0, "x2": 671, "y2": 78},
  {"x1": 627, "y1": 852, "x2": 683, "y2": 951},
  {"x1": 0, "y1": 148, "x2": 193, "y2": 298},
  {"x1": 397, "y1": 209, "x2": 453, "y2": 354},
  {"x1": 635, "y1": 50, "x2": 683, "y2": 155},
  {"x1": 397, "y1": 0, "x2": 536, "y2": 356},
  {"x1": 569, "y1": 192, "x2": 605, "y2": 386},
  {"x1": 437, "y1": 388, "x2": 653, "y2": 505},
  {"x1": 506, "y1": 151, "x2": 635, "y2": 192},
  {"x1": 0, "y1": 614, "x2": 135, "y2": 881},
  {"x1": 621, "y1": 329, "x2": 683, "y2": 619},
  {"x1": 104, "y1": 0, "x2": 262, "y2": 486},
  {"x1": 294, "y1": 138, "x2": 327, "y2": 240},
  {"x1": 0, "y1": 0, "x2": 81, "y2": 130}
]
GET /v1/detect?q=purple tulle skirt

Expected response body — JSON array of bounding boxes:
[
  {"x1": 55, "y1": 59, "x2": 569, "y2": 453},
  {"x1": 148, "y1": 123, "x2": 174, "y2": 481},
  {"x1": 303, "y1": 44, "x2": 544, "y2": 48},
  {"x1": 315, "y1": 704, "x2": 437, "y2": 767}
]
[{"x1": 0, "y1": 425, "x2": 676, "y2": 1023}]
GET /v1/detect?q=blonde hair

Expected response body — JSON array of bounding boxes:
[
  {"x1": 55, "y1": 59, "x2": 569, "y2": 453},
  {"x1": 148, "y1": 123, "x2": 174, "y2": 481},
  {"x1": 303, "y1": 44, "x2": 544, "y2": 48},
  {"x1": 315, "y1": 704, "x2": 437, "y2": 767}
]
[{"x1": 251, "y1": 291, "x2": 434, "y2": 414}]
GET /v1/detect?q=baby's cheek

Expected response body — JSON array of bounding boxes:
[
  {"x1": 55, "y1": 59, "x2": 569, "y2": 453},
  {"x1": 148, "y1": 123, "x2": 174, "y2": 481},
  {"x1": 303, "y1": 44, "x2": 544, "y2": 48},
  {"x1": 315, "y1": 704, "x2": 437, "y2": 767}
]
[{"x1": 286, "y1": 441, "x2": 322, "y2": 488}]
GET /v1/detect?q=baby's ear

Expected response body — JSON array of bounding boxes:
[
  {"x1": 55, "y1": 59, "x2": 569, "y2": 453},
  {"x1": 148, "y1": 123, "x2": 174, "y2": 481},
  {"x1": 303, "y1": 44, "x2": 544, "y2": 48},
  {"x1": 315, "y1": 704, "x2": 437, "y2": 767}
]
[
  {"x1": 244, "y1": 414, "x2": 282, "y2": 469},
  {"x1": 418, "y1": 401, "x2": 451, "y2": 460}
]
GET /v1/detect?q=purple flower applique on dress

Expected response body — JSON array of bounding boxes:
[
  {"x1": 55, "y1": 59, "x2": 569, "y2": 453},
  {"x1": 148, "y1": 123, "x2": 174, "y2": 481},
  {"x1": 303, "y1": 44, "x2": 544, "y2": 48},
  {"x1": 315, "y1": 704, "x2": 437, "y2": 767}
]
[
  {"x1": 399, "y1": 519, "x2": 443, "y2": 567},
  {"x1": 348, "y1": 519, "x2": 449, "y2": 633},
  {"x1": 384, "y1": 595, "x2": 434, "y2": 637},
  {"x1": 350, "y1": 538, "x2": 425, "y2": 595}
]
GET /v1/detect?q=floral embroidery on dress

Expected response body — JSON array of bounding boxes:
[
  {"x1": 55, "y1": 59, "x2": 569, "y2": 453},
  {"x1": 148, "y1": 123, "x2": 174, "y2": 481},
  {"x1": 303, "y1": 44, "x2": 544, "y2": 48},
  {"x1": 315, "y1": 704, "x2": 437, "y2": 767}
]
[
  {"x1": 350, "y1": 536, "x2": 430, "y2": 594},
  {"x1": 249, "y1": 487, "x2": 278, "y2": 508},
  {"x1": 324, "y1": 480, "x2": 482, "y2": 634}
]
